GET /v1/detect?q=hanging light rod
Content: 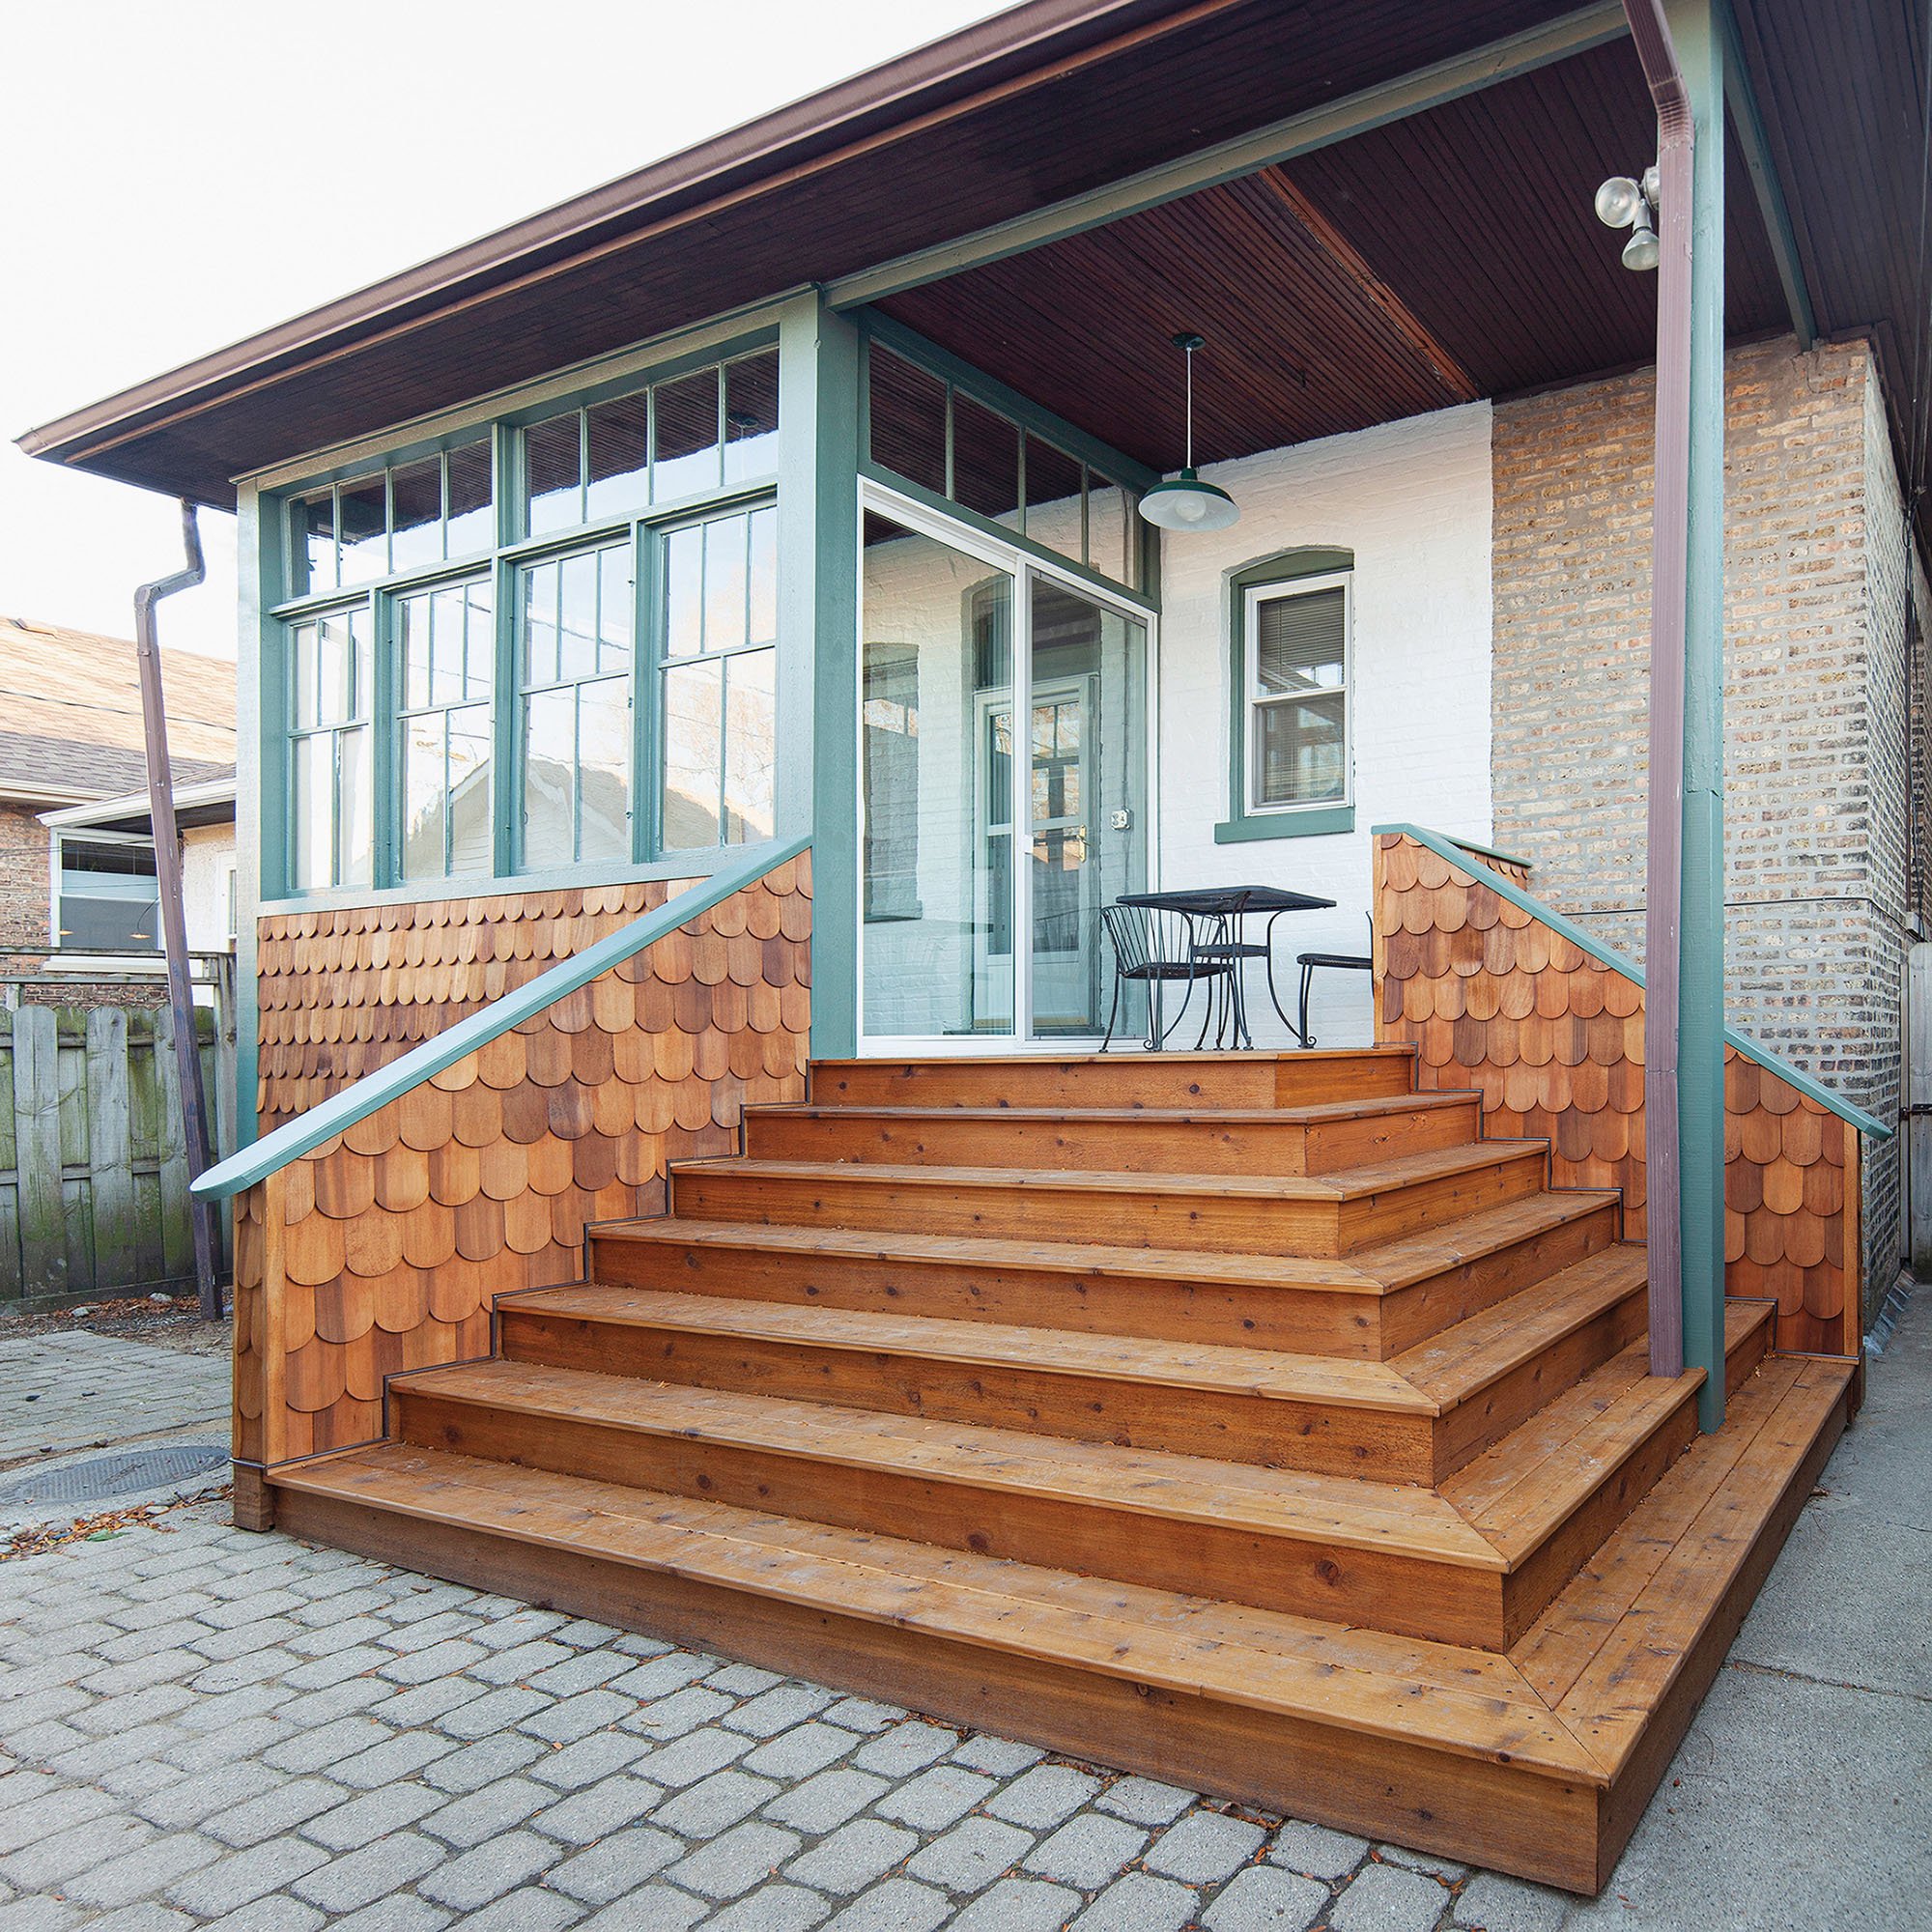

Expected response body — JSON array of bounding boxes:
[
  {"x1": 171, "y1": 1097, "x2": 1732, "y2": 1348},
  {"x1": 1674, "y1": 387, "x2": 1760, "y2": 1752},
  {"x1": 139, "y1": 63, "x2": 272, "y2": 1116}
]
[{"x1": 1139, "y1": 331, "x2": 1240, "y2": 532}]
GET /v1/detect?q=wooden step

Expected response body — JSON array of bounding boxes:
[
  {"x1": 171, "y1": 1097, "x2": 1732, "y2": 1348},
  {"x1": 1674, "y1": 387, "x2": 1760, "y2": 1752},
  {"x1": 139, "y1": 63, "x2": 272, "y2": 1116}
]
[
  {"x1": 497, "y1": 1284, "x2": 1449, "y2": 1479},
  {"x1": 270, "y1": 1441, "x2": 1613, "y2": 1890},
  {"x1": 1442, "y1": 1300, "x2": 1776, "y2": 1644},
  {"x1": 1393, "y1": 1246, "x2": 1650, "y2": 1477},
  {"x1": 587, "y1": 1190, "x2": 1624, "y2": 1359},
  {"x1": 742, "y1": 1094, "x2": 1482, "y2": 1176},
  {"x1": 668, "y1": 1142, "x2": 1551, "y2": 1257},
  {"x1": 390, "y1": 1359, "x2": 1515, "y2": 1645},
  {"x1": 1513, "y1": 1351, "x2": 1855, "y2": 1889},
  {"x1": 809, "y1": 1047, "x2": 1419, "y2": 1111}
]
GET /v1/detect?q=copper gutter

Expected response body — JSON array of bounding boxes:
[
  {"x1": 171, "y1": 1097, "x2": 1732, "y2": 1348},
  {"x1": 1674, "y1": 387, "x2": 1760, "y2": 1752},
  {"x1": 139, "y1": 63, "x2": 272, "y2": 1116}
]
[{"x1": 1623, "y1": 0, "x2": 1693, "y2": 1379}]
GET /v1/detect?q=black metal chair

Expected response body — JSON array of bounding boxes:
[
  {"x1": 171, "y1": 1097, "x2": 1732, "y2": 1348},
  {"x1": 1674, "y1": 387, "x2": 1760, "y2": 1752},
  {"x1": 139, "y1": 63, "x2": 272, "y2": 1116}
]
[
  {"x1": 1098, "y1": 902, "x2": 1236, "y2": 1050},
  {"x1": 1189, "y1": 904, "x2": 1304, "y2": 1048},
  {"x1": 1294, "y1": 915, "x2": 1373, "y2": 1048}
]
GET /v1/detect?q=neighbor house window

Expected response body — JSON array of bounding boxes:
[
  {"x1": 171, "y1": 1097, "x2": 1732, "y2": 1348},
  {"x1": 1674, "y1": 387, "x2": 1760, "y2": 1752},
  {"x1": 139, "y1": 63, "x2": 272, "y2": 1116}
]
[
  {"x1": 659, "y1": 503, "x2": 778, "y2": 849},
  {"x1": 518, "y1": 543, "x2": 635, "y2": 867},
  {"x1": 55, "y1": 837, "x2": 160, "y2": 952},
  {"x1": 396, "y1": 578, "x2": 496, "y2": 881},
  {"x1": 1245, "y1": 573, "x2": 1350, "y2": 811},
  {"x1": 272, "y1": 336, "x2": 783, "y2": 897},
  {"x1": 288, "y1": 608, "x2": 374, "y2": 889}
]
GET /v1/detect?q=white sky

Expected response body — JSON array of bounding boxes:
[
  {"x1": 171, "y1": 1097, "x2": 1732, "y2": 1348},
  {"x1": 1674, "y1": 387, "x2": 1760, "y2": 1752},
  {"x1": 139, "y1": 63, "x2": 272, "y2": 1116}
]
[{"x1": 1, "y1": 0, "x2": 1010, "y2": 663}]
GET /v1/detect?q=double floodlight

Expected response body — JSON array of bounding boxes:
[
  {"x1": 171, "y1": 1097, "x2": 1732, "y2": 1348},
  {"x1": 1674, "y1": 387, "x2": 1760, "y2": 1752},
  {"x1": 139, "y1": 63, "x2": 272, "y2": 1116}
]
[{"x1": 1595, "y1": 164, "x2": 1662, "y2": 272}]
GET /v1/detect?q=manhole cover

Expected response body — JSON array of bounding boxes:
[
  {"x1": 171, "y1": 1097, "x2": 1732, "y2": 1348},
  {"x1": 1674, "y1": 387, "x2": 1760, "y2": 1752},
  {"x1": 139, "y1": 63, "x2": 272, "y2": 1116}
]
[{"x1": 0, "y1": 1443, "x2": 228, "y2": 1508}]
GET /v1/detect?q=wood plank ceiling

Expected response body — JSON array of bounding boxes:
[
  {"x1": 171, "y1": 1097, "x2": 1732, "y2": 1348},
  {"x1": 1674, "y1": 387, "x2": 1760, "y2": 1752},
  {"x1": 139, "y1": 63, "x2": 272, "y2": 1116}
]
[{"x1": 878, "y1": 40, "x2": 1794, "y2": 477}]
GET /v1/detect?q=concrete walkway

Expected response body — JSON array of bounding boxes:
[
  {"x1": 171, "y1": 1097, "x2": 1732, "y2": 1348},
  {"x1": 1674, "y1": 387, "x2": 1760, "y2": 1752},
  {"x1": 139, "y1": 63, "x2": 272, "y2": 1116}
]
[{"x1": 0, "y1": 1298, "x2": 1926, "y2": 1931}]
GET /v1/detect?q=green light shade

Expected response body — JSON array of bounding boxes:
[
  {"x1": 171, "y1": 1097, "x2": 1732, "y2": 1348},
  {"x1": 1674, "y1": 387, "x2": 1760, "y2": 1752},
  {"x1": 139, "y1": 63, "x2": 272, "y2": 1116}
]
[{"x1": 1138, "y1": 468, "x2": 1239, "y2": 531}]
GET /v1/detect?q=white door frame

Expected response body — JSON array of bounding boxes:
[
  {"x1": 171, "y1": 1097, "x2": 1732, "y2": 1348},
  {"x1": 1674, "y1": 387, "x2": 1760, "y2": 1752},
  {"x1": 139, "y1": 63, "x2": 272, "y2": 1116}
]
[{"x1": 855, "y1": 477, "x2": 1160, "y2": 1056}]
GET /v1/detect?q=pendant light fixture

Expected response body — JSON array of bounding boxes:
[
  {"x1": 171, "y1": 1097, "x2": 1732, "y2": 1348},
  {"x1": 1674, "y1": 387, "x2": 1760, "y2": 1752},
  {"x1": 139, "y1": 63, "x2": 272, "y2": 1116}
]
[{"x1": 1139, "y1": 331, "x2": 1239, "y2": 532}]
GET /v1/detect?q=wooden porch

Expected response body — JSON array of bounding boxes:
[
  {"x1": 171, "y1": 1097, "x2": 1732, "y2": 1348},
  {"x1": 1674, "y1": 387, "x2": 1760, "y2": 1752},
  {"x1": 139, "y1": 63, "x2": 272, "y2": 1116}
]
[{"x1": 224, "y1": 836, "x2": 1865, "y2": 1892}]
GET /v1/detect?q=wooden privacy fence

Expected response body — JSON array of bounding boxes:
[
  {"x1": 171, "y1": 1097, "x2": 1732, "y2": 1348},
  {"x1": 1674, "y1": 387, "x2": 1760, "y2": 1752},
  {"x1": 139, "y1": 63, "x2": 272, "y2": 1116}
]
[
  {"x1": 1373, "y1": 826, "x2": 1889, "y2": 1357},
  {"x1": 0, "y1": 995, "x2": 232, "y2": 1305},
  {"x1": 224, "y1": 844, "x2": 810, "y2": 1484}
]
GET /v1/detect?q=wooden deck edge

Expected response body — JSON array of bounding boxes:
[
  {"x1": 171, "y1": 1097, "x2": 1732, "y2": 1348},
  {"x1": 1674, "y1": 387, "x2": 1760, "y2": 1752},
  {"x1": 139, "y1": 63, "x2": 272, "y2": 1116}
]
[
  {"x1": 266, "y1": 1476, "x2": 1606, "y2": 1892},
  {"x1": 1586, "y1": 1363, "x2": 1854, "y2": 1888}
]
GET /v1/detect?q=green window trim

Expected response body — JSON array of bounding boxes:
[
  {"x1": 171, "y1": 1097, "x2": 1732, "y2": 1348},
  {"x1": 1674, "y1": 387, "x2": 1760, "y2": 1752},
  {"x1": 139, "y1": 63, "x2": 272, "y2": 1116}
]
[
  {"x1": 1218, "y1": 545, "x2": 1355, "y2": 845},
  {"x1": 262, "y1": 341, "x2": 786, "y2": 903}
]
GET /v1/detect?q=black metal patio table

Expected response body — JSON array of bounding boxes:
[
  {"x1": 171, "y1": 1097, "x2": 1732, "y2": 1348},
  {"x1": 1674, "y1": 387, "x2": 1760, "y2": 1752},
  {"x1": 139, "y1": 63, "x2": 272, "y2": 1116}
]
[{"x1": 1115, "y1": 884, "x2": 1336, "y2": 1049}]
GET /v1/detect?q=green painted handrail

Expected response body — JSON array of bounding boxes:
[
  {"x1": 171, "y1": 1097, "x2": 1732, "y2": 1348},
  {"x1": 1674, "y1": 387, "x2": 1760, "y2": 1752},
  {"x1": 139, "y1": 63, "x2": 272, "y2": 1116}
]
[
  {"x1": 1374, "y1": 823, "x2": 1892, "y2": 1141},
  {"x1": 192, "y1": 834, "x2": 812, "y2": 1202}
]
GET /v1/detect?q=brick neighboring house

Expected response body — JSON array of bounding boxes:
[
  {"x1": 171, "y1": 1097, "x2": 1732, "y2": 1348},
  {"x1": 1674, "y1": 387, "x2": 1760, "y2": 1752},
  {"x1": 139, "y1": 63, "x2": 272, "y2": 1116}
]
[{"x1": 0, "y1": 615, "x2": 238, "y2": 965}]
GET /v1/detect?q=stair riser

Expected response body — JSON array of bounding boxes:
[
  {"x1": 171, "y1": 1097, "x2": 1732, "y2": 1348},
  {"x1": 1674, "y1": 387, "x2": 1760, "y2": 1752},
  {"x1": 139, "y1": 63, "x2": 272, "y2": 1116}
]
[
  {"x1": 1377, "y1": 1205, "x2": 1624, "y2": 1355},
  {"x1": 391, "y1": 1389, "x2": 1508, "y2": 1645},
  {"x1": 587, "y1": 1234, "x2": 1389, "y2": 1356},
  {"x1": 1494, "y1": 1314, "x2": 1773, "y2": 1644},
  {"x1": 497, "y1": 1309, "x2": 1439, "y2": 1479},
  {"x1": 668, "y1": 1152, "x2": 1548, "y2": 1257},
  {"x1": 809, "y1": 1054, "x2": 1418, "y2": 1110},
  {"x1": 270, "y1": 1480, "x2": 1604, "y2": 1892},
  {"x1": 1429, "y1": 1284, "x2": 1650, "y2": 1481},
  {"x1": 741, "y1": 1101, "x2": 1482, "y2": 1176}
]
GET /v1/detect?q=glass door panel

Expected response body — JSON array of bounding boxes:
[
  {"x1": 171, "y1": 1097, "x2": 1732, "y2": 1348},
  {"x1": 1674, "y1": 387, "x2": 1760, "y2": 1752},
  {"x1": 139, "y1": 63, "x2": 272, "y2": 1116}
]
[
  {"x1": 1025, "y1": 578, "x2": 1148, "y2": 1037},
  {"x1": 861, "y1": 512, "x2": 1016, "y2": 1038}
]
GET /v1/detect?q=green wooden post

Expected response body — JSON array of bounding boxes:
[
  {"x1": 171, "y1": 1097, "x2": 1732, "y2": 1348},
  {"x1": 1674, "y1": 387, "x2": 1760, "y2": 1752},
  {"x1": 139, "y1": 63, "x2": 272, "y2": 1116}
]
[
  {"x1": 236, "y1": 480, "x2": 272, "y2": 1151},
  {"x1": 1669, "y1": 0, "x2": 1727, "y2": 1430},
  {"x1": 778, "y1": 293, "x2": 862, "y2": 1058}
]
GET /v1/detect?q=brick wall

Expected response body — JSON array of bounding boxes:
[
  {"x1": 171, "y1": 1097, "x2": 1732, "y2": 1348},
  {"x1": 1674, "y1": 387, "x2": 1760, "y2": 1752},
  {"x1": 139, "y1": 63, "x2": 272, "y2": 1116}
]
[
  {"x1": 1491, "y1": 335, "x2": 1924, "y2": 1324},
  {"x1": 0, "y1": 807, "x2": 50, "y2": 950}
]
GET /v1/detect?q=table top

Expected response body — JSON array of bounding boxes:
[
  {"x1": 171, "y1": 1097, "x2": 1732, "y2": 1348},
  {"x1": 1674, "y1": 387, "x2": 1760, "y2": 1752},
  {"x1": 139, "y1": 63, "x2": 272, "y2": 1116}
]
[{"x1": 1116, "y1": 885, "x2": 1336, "y2": 917}]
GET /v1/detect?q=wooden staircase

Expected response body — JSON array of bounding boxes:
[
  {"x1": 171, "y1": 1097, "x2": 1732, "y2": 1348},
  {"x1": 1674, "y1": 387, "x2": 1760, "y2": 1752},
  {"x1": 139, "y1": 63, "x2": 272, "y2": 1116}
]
[{"x1": 268, "y1": 1047, "x2": 1856, "y2": 1893}]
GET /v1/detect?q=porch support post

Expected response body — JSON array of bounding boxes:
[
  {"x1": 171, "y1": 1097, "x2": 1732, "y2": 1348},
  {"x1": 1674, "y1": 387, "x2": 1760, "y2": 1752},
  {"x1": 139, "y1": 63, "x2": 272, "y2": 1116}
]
[
  {"x1": 778, "y1": 292, "x2": 863, "y2": 1059},
  {"x1": 1674, "y1": 0, "x2": 1727, "y2": 1432},
  {"x1": 1629, "y1": 0, "x2": 1726, "y2": 1425}
]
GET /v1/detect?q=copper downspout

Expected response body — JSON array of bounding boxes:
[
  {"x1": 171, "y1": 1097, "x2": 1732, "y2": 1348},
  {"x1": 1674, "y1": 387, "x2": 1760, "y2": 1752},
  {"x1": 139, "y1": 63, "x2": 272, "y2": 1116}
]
[
  {"x1": 136, "y1": 501, "x2": 221, "y2": 1320},
  {"x1": 1624, "y1": 0, "x2": 1693, "y2": 1379}
]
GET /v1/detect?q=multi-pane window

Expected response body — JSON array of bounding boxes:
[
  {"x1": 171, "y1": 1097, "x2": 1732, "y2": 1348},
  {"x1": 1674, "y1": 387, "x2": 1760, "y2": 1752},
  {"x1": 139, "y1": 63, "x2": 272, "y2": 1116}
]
[
  {"x1": 866, "y1": 340, "x2": 1140, "y2": 590},
  {"x1": 289, "y1": 609, "x2": 374, "y2": 889},
  {"x1": 1246, "y1": 575, "x2": 1350, "y2": 810},
  {"x1": 54, "y1": 838, "x2": 160, "y2": 952},
  {"x1": 518, "y1": 545, "x2": 635, "y2": 867},
  {"x1": 524, "y1": 350, "x2": 779, "y2": 536},
  {"x1": 291, "y1": 439, "x2": 492, "y2": 595},
  {"x1": 659, "y1": 504, "x2": 778, "y2": 850},
  {"x1": 275, "y1": 343, "x2": 781, "y2": 897},
  {"x1": 396, "y1": 579, "x2": 495, "y2": 881}
]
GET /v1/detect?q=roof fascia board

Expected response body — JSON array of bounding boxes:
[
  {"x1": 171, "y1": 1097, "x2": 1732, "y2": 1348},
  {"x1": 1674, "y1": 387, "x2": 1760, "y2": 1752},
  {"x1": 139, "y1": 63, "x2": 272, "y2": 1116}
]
[
  {"x1": 42, "y1": 779, "x2": 237, "y2": 830},
  {"x1": 18, "y1": 1, "x2": 1212, "y2": 474},
  {"x1": 827, "y1": 2, "x2": 1631, "y2": 310},
  {"x1": 1718, "y1": 0, "x2": 1816, "y2": 349}
]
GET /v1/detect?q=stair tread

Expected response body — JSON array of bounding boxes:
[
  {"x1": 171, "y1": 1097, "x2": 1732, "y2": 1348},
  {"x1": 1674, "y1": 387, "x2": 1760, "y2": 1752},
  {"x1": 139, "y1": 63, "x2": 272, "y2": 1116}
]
[
  {"x1": 677, "y1": 1139, "x2": 1547, "y2": 1202},
  {"x1": 505, "y1": 1285, "x2": 1438, "y2": 1413},
  {"x1": 403, "y1": 1358, "x2": 1505, "y2": 1568},
  {"x1": 1516, "y1": 1353, "x2": 1853, "y2": 1776},
  {"x1": 591, "y1": 1190, "x2": 1617, "y2": 1296},
  {"x1": 1391, "y1": 1246, "x2": 1650, "y2": 1409},
  {"x1": 752, "y1": 1094, "x2": 1475, "y2": 1126},
  {"x1": 1442, "y1": 1302, "x2": 1774, "y2": 1557},
  {"x1": 276, "y1": 1439, "x2": 1602, "y2": 1780}
]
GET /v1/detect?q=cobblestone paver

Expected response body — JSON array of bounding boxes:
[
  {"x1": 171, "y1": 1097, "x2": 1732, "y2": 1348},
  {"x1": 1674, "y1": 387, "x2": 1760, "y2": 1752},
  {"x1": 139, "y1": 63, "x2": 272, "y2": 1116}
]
[
  {"x1": 0, "y1": 1333, "x2": 228, "y2": 1470},
  {"x1": 0, "y1": 1502, "x2": 1579, "y2": 1930}
]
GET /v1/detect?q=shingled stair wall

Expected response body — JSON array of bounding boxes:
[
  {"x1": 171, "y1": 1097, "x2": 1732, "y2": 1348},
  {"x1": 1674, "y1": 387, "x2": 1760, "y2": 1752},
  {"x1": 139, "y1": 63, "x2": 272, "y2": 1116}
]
[{"x1": 262, "y1": 1044, "x2": 1856, "y2": 1894}]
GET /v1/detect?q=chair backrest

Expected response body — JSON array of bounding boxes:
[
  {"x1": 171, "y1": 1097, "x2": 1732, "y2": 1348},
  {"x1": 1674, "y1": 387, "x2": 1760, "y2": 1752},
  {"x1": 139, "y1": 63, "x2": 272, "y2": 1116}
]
[{"x1": 1100, "y1": 900, "x2": 1196, "y2": 973}]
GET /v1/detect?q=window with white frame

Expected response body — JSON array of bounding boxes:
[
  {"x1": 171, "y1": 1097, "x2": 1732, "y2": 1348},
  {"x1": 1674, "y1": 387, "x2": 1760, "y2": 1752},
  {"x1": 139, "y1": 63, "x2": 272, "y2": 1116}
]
[
  {"x1": 53, "y1": 835, "x2": 161, "y2": 952},
  {"x1": 1245, "y1": 572, "x2": 1350, "y2": 811}
]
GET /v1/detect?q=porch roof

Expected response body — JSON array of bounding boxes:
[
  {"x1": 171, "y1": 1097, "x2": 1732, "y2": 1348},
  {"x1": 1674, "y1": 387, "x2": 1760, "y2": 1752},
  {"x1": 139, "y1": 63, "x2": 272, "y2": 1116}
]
[{"x1": 17, "y1": 0, "x2": 1930, "y2": 526}]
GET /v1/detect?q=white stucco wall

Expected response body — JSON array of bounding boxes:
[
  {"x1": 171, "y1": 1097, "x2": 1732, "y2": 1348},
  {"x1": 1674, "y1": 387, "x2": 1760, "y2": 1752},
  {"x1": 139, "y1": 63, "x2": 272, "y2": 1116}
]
[
  {"x1": 1155, "y1": 402, "x2": 1496, "y2": 1047},
  {"x1": 182, "y1": 824, "x2": 238, "y2": 957}
]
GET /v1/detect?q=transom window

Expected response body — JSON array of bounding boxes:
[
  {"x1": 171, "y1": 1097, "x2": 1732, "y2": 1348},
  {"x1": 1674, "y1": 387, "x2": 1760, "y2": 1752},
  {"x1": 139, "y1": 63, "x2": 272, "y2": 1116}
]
[
  {"x1": 271, "y1": 341, "x2": 781, "y2": 899},
  {"x1": 1245, "y1": 573, "x2": 1350, "y2": 811}
]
